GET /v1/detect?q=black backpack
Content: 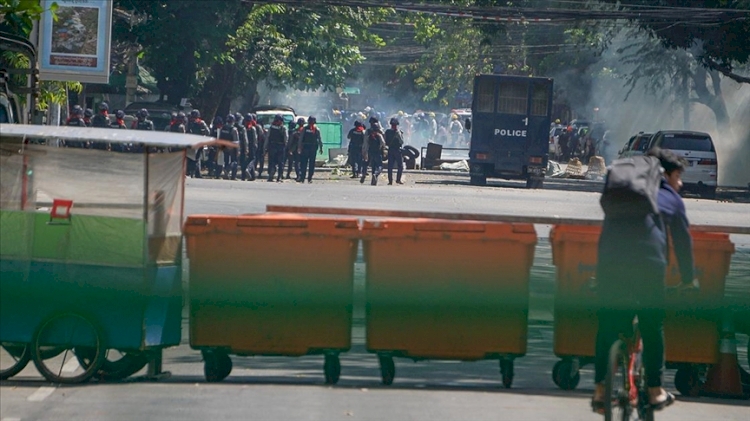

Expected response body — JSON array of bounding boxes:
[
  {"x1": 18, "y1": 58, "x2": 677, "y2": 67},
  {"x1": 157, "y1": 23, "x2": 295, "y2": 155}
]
[{"x1": 600, "y1": 155, "x2": 662, "y2": 218}]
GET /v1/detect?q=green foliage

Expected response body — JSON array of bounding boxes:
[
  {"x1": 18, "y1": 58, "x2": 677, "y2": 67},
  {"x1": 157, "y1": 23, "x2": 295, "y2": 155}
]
[{"x1": 0, "y1": 0, "x2": 57, "y2": 38}]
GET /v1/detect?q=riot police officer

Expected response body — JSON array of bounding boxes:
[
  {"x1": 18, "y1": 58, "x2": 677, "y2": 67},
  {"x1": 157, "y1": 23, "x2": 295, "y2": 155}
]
[
  {"x1": 219, "y1": 114, "x2": 240, "y2": 180},
  {"x1": 186, "y1": 110, "x2": 209, "y2": 178},
  {"x1": 233, "y1": 112, "x2": 250, "y2": 181},
  {"x1": 297, "y1": 116, "x2": 323, "y2": 183},
  {"x1": 361, "y1": 122, "x2": 386, "y2": 186},
  {"x1": 243, "y1": 114, "x2": 258, "y2": 181},
  {"x1": 170, "y1": 112, "x2": 187, "y2": 133},
  {"x1": 209, "y1": 116, "x2": 224, "y2": 178},
  {"x1": 384, "y1": 117, "x2": 404, "y2": 185},
  {"x1": 347, "y1": 120, "x2": 365, "y2": 179},
  {"x1": 264, "y1": 114, "x2": 289, "y2": 182},
  {"x1": 132, "y1": 109, "x2": 155, "y2": 131},
  {"x1": 285, "y1": 117, "x2": 305, "y2": 180},
  {"x1": 111, "y1": 110, "x2": 127, "y2": 129},
  {"x1": 91, "y1": 102, "x2": 110, "y2": 150},
  {"x1": 64, "y1": 106, "x2": 87, "y2": 148},
  {"x1": 83, "y1": 108, "x2": 94, "y2": 127}
]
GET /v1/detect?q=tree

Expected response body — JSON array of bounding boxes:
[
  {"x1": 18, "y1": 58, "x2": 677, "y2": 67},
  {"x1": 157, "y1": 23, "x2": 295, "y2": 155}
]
[{"x1": 114, "y1": 1, "x2": 388, "y2": 118}]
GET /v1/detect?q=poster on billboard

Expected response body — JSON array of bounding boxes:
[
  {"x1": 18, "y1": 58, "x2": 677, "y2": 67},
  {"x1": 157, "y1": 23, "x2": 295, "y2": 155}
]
[{"x1": 39, "y1": 0, "x2": 112, "y2": 84}]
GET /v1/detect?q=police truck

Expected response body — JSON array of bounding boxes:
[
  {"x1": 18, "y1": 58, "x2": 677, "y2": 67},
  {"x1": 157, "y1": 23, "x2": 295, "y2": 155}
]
[{"x1": 468, "y1": 74, "x2": 553, "y2": 189}]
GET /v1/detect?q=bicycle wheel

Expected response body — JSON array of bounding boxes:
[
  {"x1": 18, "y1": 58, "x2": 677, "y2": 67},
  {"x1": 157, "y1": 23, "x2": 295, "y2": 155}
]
[
  {"x1": 31, "y1": 313, "x2": 105, "y2": 384},
  {"x1": 604, "y1": 339, "x2": 632, "y2": 421},
  {"x1": 1, "y1": 343, "x2": 31, "y2": 380}
]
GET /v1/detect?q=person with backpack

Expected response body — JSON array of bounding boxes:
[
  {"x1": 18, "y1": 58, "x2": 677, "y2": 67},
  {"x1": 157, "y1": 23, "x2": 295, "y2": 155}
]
[
  {"x1": 591, "y1": 147, "x2": 695, "y2": 414},
  {"x1": 384, "y1": 117, "x2": 404, "y2": 185},
  {"x1": 297, "y1": 116, "x2": 323, "y2": 183}
]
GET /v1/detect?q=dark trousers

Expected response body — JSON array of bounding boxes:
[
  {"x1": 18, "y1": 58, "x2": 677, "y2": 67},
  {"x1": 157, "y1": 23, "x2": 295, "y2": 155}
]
[
  {"x1": 349, "y1": 149, "x2": 363, "y2": 176},
  {"x1": 594, "y1": 308, "x2": 665, "y2": 388},
  {"x1": 285, "y1": 151, "x2": 299, "y2": 178},
  {"x1": 299, "y1": 144, "x2": 317, "y2": 181},
  {"x1": 239, "y1": 151, "x2": 249, "y2": 180},
  {"x1": 362, "y1": 155, "x2": 383, "y2": 178},
  {"x1": 387, "y1": 150, "x2": 403, "y2": 183},
  {"x1": 267, "y1": 144, "x2": 286, "y2": 180},
  {"x1": 256, "y1": 144, "x2": 266, "y2": 176},
  {"x1": 224, "y1": 148, "x2": 238, "y2": 179}
]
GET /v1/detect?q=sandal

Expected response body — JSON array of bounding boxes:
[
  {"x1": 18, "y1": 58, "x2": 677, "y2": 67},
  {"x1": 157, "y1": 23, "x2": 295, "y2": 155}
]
[
  {"x1": 649, "y1": 392, "x2": 675, "y2": 411},
  {"x1": 591, "y1": 399, "x2": 606, "y2": 414}
]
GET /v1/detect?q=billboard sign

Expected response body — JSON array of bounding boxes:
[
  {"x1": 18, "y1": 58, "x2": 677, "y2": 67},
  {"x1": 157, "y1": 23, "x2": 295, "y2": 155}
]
[{"x1": 39, "y1": 0, "x2": 112, "y2": 84}]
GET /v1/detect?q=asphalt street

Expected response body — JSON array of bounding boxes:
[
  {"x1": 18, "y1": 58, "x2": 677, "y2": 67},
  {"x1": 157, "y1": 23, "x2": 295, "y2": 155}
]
[{"x1": 2, "y1": 172, "x2": 748, "y2": 421}]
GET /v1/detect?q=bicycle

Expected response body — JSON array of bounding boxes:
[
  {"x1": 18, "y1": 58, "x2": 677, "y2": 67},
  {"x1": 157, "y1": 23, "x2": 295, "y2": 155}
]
[{"x1": 602, "y1": 282, "x2": 699, "y2": 421}]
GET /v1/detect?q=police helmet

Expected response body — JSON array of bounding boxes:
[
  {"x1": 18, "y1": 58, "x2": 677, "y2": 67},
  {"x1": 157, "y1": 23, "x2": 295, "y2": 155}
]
[
  {"x1": 72, "y1": 106, "x2": 83, "y2": 116},
  {"x1": 371, "y1": 122, "x2": 382, "y2": 132},
  {"x1": 274, "y1": 114, "x2": 283, "y2": 122},
  {"x1": 213, "y1": 116, "x2": 223, "y2": 126},
  {"x1": 389, "y1": 117, "x2": 399, "y2": 126},
  {"x1": 368, "y1": 116, "x2": 378, "y2": 124},
  {"x1": 307, "y1": 116, "x2": 316, "y2": 124},
  {"x1": 297, "y1": 117, "x2": 306, "y2": 125},
  {"x1": 244, "y1": 113, "x2": 254, "y2": 123},
  {"x1": 354, "y1": 121, "x2": 362, "y2": 128},
  {"x1": 116, "y1": 110, "x2": 125, "y2": 119},
  {"x1": 177, "y1": 111, "x2": 186, "y2": 119},
  {"x1": 190, "y1": 109, "x2": 200, "y2": 119},
  {"x1": 84, "y1": 108, "x2": 94, "y2": 118},
  {"x1": 225, "y1": 114, "x2": 235, "y2": 123},
  {"x1": 138, "y1": 108, "x2": 149, "y2": 118},
  {"x1": 98, "y1": 102, "x2": 109, "y2": 111},
  {"x1": 235, "y1": 112, "x2": 243, "y2": 123}
]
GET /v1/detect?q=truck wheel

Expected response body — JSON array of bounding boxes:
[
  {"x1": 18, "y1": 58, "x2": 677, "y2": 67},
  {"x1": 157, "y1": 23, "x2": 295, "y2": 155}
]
[
  {"x1": 470, "y1": 175, "x2": 486, "y2": 186},
  {"x1": 552, "y1": 359, "x2": 580, "y2": 390},
  {"x1": 203, "y1": 350, "x2": 232, "y2": 382}
]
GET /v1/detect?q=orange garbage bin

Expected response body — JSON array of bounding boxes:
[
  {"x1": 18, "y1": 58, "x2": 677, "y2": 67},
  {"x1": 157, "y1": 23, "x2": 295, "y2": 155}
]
[
  {"x1": 361, "y1": 218, "x2": 537, "y2": 387},
  {"x1": 549, "y1": 225, "x2": 736, "y2": 395},
  {"x1": 184, "y1": 214, "x2": 359, "y2": 384}
]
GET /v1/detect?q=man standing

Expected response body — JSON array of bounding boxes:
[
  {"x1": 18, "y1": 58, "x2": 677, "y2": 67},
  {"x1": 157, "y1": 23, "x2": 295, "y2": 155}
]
[
  {"x1": 264, "y1": 114, "x2": 289, "y2": 182},
  {"x1": 64, "y1": 106, "x2": 87, "y2": 148},
  {"x1": 285, "y1": 117, "x2": 305, "y2": 180},
  {"x1": 347, "y1": 121, "x2": 365, "y2": 179},
  {"x1": 91, "y1": 102, "x2": 110, "y2": 150},
  {"x1": 361, "y1": 121, "x2": 386, "y2": 186},
  {"x1": 220, "y1": 114, "x2": 240, "y2": 180},
  {"x1": 170, "y1": 112, "x2": 187, "y2": 133},
  {"x1": 132, "y1": 109, "x2": 155, "y2": 131},
  {"x1": 83, "y1": 108, "x2": 94, "y2": 127},
  {"x1": 384, "y1": 118, "x2": 404, "y2": 185},
  {"x1": 185, "y1": 110, "x2": 209, "y2": 178},
  {"x1": 243, "y1": 114, "x2": 258, "y2": 181},
  {"x1": 297, "y1": 116, "x2": 323, "y2": 183},
  {"x1": 232, "y1": 112, "x2": 249, "y2": 181}
]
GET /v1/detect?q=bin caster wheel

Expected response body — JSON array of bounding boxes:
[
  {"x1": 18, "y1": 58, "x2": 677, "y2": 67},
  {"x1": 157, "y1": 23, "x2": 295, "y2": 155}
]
[
  {"x1": 378, "y1": 355, "x2": 395, "y2": 386},
  {"x1": 500, "y1": 358, "x2": 514, "y2": 388},
  {"x1": 1, "y1": 343, "x2": 31, "y2": 380},
  {"x1": 203, "y1": 350, "x2": 232, "y2": 383},
  {"x1": 674, "y1": 365, "x2": 702, "y2": 397},
  {"x1": 552, "y1": 359, "x2": 581, "y2": 390},
  {"x1": 324, "y1": 354, "x2": 341, "y2": 385}
]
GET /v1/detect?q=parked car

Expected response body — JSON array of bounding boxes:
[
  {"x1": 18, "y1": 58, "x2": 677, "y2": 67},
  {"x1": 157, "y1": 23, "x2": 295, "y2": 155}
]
[
  {"x1": 252, "y1": 105, "x2": 297, "y2": 130},
  {"x1": 647, "y1": 130, "x2": 718, "y2": 198},
  {"x1": 618, "y1": 132, "x2": 653, "y2": 158},
  {"x1": 123, "y1": 101, "x2": 179, "y2": 130}
]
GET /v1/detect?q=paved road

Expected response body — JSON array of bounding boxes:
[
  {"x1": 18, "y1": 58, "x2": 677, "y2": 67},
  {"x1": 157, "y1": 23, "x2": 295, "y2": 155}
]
[{"x1": 2, "y1": 173, "x2": 748, "y2": 421}]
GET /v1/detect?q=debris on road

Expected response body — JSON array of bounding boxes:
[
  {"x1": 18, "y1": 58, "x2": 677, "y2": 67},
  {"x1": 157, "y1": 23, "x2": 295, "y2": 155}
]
[{"x1": 438, "y1": 159, "x2": 469, "y2": 172}]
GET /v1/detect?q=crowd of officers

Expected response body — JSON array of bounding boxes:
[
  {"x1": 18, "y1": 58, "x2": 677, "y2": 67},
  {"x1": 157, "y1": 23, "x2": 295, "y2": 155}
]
[{"x1": 63, "y1": 102, "x2": 410, "y2": 186}]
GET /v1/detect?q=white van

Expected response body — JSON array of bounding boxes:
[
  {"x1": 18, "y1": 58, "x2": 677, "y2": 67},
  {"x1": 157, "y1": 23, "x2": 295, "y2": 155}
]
[{"x1": 648, "y1": 130, "x2": 718, "y2": 198}]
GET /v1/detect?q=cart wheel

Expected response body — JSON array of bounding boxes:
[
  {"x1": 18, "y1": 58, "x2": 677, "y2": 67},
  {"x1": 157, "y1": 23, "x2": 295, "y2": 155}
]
[
  {"x1": 552, "y1": 359, "x2": 581, "y2": 390},
  {"x1": 31, "y1": 313, "x2": 105, "y2": 384},
  {"x1": 76, "y1": 349, "x2": 148, "y2": 381},
  {"x1": 378, "y1": 355, "x2": 395, "y2": 386},
  {"x1": 203, "y1": 350, "x2": 232, "y2": 382},
  {"x1": 674, "y1": 365, "x2": 702, "y2": 397},
  {"x1": 500, "y1": 358, "x2": 514, "y2": 388},
  {"x1": 324, "y1": 354, "x2": 341, "y2": 385},
  {"x1": 1, "y1": 343, "x2": 31, "y2": 380}
]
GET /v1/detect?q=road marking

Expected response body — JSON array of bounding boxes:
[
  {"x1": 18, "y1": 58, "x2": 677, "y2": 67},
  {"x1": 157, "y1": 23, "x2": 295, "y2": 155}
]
[
  {"x1": 27, "y1": 386, "x2": 55, "y2": 402},
  {"x1": 62, "y1": 358, "x2": 79, "y2": 373},
  {"x1": 2, "y1": 418, "x2": 22, "y2": 421}
]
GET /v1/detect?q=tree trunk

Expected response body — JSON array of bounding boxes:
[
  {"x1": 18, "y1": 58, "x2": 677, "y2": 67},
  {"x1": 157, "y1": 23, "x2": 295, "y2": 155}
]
[
  {"x1": 692, "y1": 67, "x2": 731, "y2": 129},
  {"x1": 195, "y1": 61, "x2": 237, "y2": 122}
]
